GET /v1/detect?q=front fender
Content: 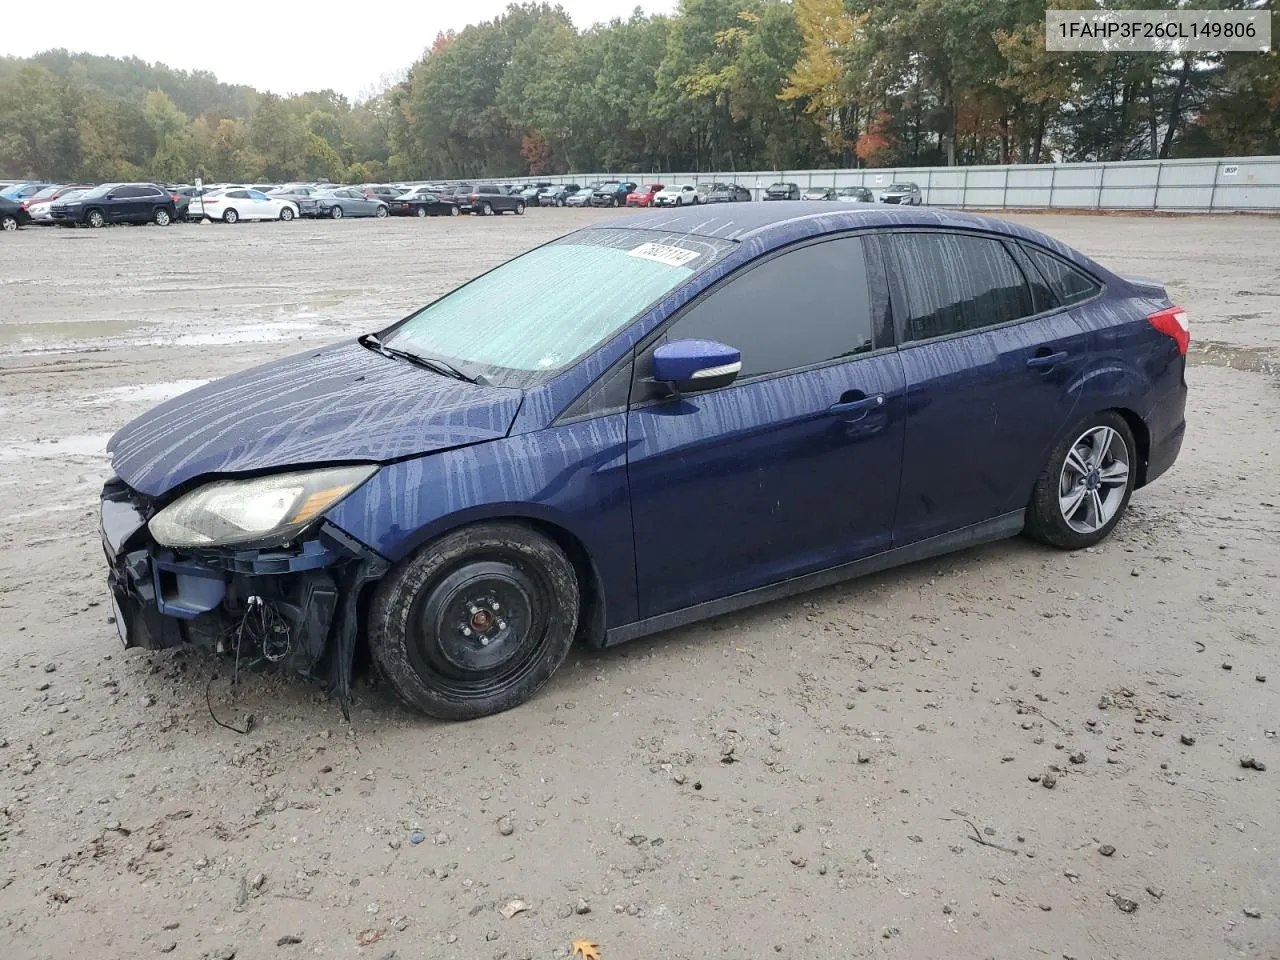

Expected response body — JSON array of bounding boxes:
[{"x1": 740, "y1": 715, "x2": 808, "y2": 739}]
[{"x1": 323, "y1": 412, "x2": 638, "y2": 628}]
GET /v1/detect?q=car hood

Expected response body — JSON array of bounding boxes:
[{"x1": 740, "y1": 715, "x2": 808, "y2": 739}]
[{"x1": 107, "y1": 341, "x2": 524, "y2": 498}]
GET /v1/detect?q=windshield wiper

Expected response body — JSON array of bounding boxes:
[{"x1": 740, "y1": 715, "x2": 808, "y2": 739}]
[{"x1": 360, "y1": 334, "x2": 484, "y2": 384}]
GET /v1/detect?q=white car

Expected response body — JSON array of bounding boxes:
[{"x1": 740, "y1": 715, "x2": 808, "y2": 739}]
[
  {"x1": 192, "y1": 188, "x2": 299, "y2": 223},
  {"x1": 652, "y1": 184, "x2": 701, "y2": 207},
  {"x1": 27, "y1": 188, "x2": 90, "y2": 223}
]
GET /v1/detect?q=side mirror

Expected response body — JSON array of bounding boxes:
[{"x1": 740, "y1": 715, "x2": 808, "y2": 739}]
[{"x1": 652, "y1": 339, "x2": 741, "y2": 393}]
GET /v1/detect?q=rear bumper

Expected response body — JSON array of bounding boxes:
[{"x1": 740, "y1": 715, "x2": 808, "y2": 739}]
[{"x1": 101, "y1": 479, "x2": 386, "y2": 694}]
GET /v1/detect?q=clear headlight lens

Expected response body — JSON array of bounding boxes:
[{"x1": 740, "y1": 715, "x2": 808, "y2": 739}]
[{"x1": 149, "y1": 465, "x2": 377, "y2": 548}]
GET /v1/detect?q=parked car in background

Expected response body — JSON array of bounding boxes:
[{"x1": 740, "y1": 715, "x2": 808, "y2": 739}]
[
  {"x1": 19, "y1": 183, "x2": 92, "y2": 210},
  {"x1": 590, "y1": 181, "x2": 637, "y2": 207},
  {"x1": 802, "y1": 186, "x2": 837, "y2": 201},
  {"x1": 879, "y1": 182, "x2": 923, "y2": 205},
  {"x1": 0, "y1": 181, "x2": 54, "y2": 201},
  {"x1": 194, "y1": 188, "x2": 300, "y2": 223},
  {"x1": 653, "y1": 184, "x2": 701, "y2": 207},
  {"x1": 267, "y1": 185, "x2": 324, "y2": 217},
  {"x1": 626, "y1": 184, "x2": 665, "y2": 207},
  {"x1": 565, "y1": 186, "x2": 597, "y2": 208},
  {"x1": 386, "y1": 191, "x2": 460, "y2": 217},
  {"x1": 27, "y1": 188, "x2": 91, "y2": 223},
  {"x1": 836, "y1": 186, "x2": 875, "y2": 203},
  {"x1": 539, "y1": 184, "x2": 580, "y2": 207},
  {"x1": 313, "y1": 188, "x2": 390, "y2": 219},
  {"x1": 362, "y1": 184, "x2": 403, "y2": 204},
  {"x1": 519, "y1": 183, "x2": 553, "y2": 205},
  {"x1": 101, "y1": 204, "x2": 1188, "y2": 721},
  {"x1": 49, "y1": 183, "x2": 176, "y2": 227},
  {"x1": 703, "y1": 183, "x2": 752, "y2": 203},
  {"x1": 0, "y1": 196, "x2": 33, "y2": 231},
  {"x1": 464, "y1": 184, "x2": 525, "y2": 216},
  {"x1": 763, "y1": 182, "x2": 801, "y2": 200}
]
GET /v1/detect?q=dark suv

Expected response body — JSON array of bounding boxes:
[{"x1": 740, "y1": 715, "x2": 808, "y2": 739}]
[
  {"x1": 763, "y1": 182, "x2": 801, "y2": 201},
  {"x1": 464, "y1": 185, "x2": 525, "y2": 216},
  {"x1": 590, "y1": 181, "x2": 638, "y2": 207},
  {"x1": 50, "y1": 183, "x2": 177, "y2": 228}
]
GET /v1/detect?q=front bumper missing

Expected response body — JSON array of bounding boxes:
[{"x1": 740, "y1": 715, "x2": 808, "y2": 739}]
[{"x1": 101, "y1": 479, "x2": 387, "y2": 714}]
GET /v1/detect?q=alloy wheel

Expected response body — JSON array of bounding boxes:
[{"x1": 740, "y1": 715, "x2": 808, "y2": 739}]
[{"x1": 1058, "y1": 425, "x2": 1130, "y2": 534}]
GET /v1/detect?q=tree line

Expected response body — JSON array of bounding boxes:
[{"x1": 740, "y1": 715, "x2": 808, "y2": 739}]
[{"x1": 1, "y1": 0, "x2": 1276, "y2": 184}]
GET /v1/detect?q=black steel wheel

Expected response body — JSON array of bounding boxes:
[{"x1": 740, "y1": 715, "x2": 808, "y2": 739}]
[{"x1": 368, "y1": 522, "x2": 579, "y2": 720}]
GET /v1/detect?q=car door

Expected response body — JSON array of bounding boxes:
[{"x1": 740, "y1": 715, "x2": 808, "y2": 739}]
[
  {"x1": 247, "y1": 190, "x2": 274, "y2": 219},
  {"x1": 107, "y1": 185, "x2": 140, "y2": 222},
  {"x1": 885, "y1": 230, "x2": 1091, "y2": 545},
  {"x1": 627, "y1": 234, "x2": 905, "y2": 619}
]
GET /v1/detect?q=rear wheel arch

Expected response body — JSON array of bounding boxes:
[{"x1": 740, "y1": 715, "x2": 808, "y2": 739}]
[{"x1": 1109, "y1": 407, "x2": 1150, "y2": 488}]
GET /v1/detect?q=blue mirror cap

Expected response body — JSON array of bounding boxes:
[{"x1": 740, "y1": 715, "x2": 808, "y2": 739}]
[{"x1": 653, "y1": 339, "x2": 742, "y2": 383}]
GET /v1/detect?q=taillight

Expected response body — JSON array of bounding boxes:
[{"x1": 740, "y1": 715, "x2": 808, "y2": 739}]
[
  {"x1": 1147, "y1": 306, "x2": 1189, "y2": 355},
  {"x1": 468, "y1": 194, "x2": 479, "y2": 201}
]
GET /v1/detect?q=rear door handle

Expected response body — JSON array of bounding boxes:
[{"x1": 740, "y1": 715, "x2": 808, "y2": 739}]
[
  {"x1": 828, "y1": 394, "x2": 886, "y2": 417},
  {"x1": 1026, "y1": 350, "x2": 1068, "y2": 369}
]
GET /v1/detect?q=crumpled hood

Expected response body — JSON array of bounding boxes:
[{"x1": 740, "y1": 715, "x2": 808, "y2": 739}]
[{"x1": 108, "y1": 341, "x2": 523, "y2": 497}]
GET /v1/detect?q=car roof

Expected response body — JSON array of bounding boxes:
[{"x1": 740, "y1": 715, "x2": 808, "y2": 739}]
[{"x1": 594, "y1": 202, "x2": 1081, "y2": 253}]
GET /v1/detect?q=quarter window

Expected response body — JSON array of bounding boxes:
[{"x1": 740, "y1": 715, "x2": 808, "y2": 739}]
[
  {"x1": 665, "y1": 237, "x2": 878, "y2": 379},
  {"x1": 891, "y1": 233, "x2": 1035, "y2": 342},
  {"x1": 1023, "y1": 246, "x2": 1102, "y2": 305}
]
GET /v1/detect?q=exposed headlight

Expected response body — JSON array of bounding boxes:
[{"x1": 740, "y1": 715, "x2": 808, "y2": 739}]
[{"x1": 149, "y1": 465, "x2": 377, "y2": 548}]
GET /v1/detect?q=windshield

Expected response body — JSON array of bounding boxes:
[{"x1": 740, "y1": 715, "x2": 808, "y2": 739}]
[
  {"x1": 381, "y1": 228, "x2": 735, "y2": 386},
  {"x1": 55, "y1": 189, "x2": 87, "y2": 203},
  {"x1": 887, "y1": 183, "x2": 914, "y2": 191},
  {"x1": 767, "y1": 183, "x2": 788, "y2": 190}
]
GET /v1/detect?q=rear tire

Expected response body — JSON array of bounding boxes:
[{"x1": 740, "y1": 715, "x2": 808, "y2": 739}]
[
  {"x1": 1, "y1": 215, "x2": 17, "y2": 232},
  {"x1": 368, "y1": 522, "x2": 580, "y2": 720},
  {"x1": 515, "y1": 202, "x2": 525, "y2": 215},
  {"x1": 416, "y1": 206, "x2": 428, "y2": 218},
  {"x1": 222, "y1": 208, "x2": 239, "y2": 224},
  {"x1": 153, "y1": 208, "x2": 172, "y2": 226},
  {"x1": 449, "y1": 205, "x2": 459, "y2": 216},
  {"x1": 480, "y1": 202, "x2": 492, "y2": 216},
  {"x1": 1025, "y1": 411, "x2": 1137, "y2": 550}
]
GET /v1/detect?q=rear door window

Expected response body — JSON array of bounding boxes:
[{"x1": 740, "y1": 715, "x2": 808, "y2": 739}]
[
  {"x1": 890, "y1": 232, "x2": 1035, "y2": 342},
  {"x1": 661, "y1": 237, "x2": 879, "y2": 380},
  {"x1": 1022, "y1": 245, "x2": 1103, "y2": 305}
]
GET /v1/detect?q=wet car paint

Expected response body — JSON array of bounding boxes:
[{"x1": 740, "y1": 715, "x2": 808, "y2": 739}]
[{"x1": 101, "y1": 203, "x2": 1187, "y2": 709}]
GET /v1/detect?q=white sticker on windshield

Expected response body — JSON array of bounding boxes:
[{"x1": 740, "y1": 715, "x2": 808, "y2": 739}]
[{"x1": 627, "y1": 242, "x2": 701, "y2": 268}]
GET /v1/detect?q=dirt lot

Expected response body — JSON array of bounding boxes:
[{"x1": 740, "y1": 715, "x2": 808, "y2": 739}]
[{"x1": 1, "y1": 209, "x2": 1277, "y2": 960}]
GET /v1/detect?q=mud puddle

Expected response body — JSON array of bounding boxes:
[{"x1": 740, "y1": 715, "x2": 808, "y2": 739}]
[{"x1": 1187, "y1": 339, "x2": 1280, "y2": 376}]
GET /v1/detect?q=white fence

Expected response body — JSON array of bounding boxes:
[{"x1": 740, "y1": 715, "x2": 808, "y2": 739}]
[{"x1": 469, "y1": 155, "x2": 1280, "y2": 213}]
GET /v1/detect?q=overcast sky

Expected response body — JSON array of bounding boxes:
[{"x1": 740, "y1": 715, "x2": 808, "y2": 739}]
[{"x1": 2, "y1": 0, "x2": 677, "y2": 100}]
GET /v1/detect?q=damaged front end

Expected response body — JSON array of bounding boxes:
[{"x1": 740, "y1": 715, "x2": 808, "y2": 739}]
[{"x1": 101, "y1": 477, "x2": 387, "y2": 714}]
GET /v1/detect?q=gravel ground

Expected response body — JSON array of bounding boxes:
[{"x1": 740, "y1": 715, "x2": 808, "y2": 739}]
[{"x1": 1, "y1": 209, "x2": 1277, "y2": 960}]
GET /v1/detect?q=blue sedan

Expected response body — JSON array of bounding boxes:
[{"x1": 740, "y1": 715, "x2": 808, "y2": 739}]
[{"x1": 101, "y1": 204, "x2": 1188, "y2": 720}]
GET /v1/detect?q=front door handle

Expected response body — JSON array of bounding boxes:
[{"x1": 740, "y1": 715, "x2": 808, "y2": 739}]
[
  {"x1": 1027, "y1": 350, "x2": 1068, "y2": 369},
  {"x1": 828, "y1": 394, "x2": 886, "y2": 419}
]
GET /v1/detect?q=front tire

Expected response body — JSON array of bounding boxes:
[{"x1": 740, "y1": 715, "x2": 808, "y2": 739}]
[
  {"x1": 279, "y1": 206, "x2": 295, "y2": 221},
  {"x1": 368, "y1": 522, "x2": 580, "y2": 720},
  {"x1": 86, "y1": 209, "x2": 106, "y2": 228},
  {"x1": 1025, "y1": 412, "x2": 1137, "y2": 549},
  {"x1": 375, "y1": 205, "x2": 388, "y2": 218},
  {"x1": 330, "y1": 206, "x2": 344, "y2": 220},
  {"x1": 515, "y1": 201, "x2": 525, "y2": 215}
]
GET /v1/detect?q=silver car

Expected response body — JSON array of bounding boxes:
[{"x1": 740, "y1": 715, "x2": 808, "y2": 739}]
[{"x1": 312, "y1": 188, "x2": 389, "y2": 219}]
